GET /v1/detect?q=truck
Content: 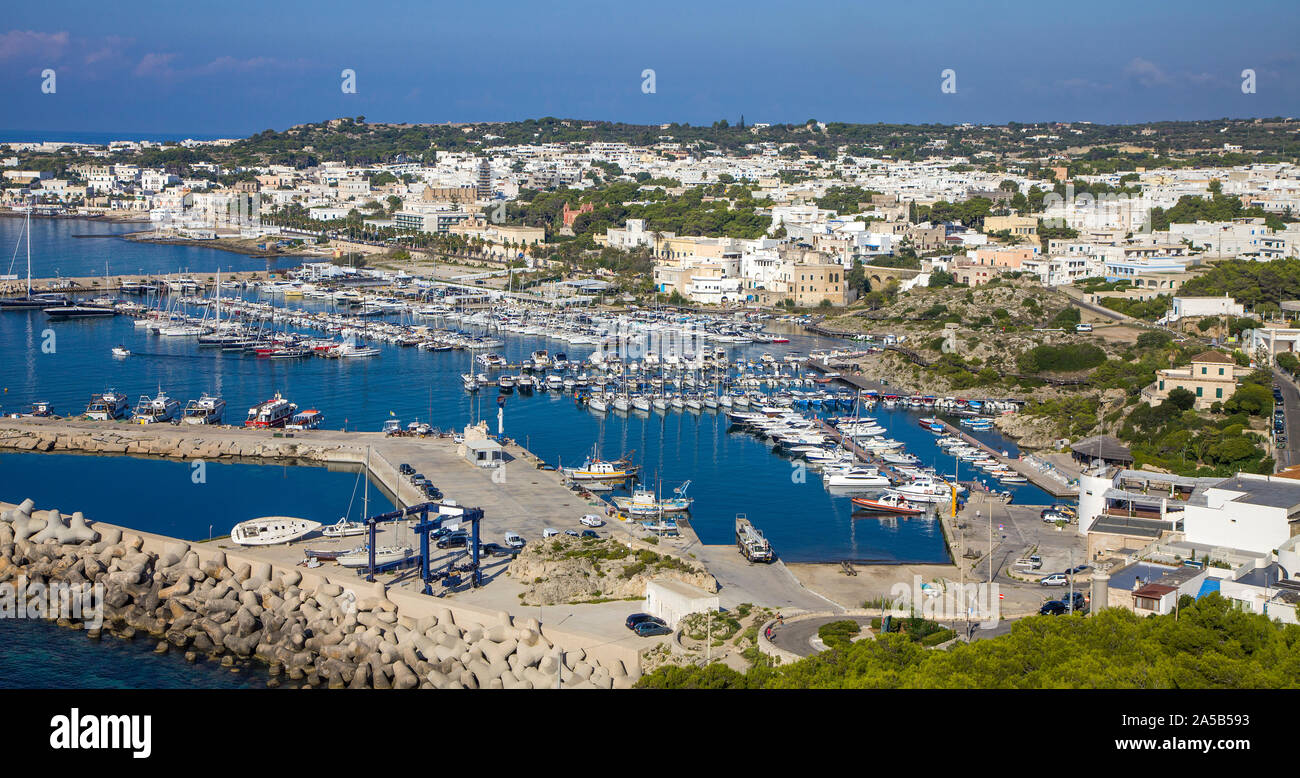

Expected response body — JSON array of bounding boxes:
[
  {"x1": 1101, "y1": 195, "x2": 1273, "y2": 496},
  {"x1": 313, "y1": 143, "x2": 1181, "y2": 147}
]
[{"x1": 736, "y1": 514, "x2": 773, "y2": 563}]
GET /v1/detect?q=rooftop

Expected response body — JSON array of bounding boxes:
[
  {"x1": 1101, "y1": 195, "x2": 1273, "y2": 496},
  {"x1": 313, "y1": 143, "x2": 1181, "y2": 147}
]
[
  {"x1": 1210, "y1": 475, "x2": 1300, "y2": 510},
  {"x1": 1189, "y1": 350, "x2": 1236, "y2": 364}
]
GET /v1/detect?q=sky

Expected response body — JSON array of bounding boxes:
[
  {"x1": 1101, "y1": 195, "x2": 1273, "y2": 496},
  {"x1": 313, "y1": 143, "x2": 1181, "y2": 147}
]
[{"x1": 1, "y1": 0, "x2": 1297, "y2": 139}]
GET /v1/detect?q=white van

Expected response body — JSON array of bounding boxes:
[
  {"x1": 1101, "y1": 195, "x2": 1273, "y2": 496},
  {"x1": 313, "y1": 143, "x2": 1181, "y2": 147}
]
[{"x1": 1075, "y1": 323, "x2": 1092, "y2": 333}]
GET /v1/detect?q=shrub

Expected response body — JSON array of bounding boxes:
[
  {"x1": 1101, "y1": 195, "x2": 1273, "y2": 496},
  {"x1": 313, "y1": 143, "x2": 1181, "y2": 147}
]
[
  {"x1": 817, "y1": 620, "x2": 862, "y2": 649},
  {"x1": 1017, "y1": 343, "x2": 1106, "y2": 373}
]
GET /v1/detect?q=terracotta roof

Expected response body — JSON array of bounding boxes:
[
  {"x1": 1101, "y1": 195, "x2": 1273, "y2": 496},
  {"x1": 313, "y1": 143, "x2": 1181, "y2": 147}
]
[
  {"x1": 1190, "y1": 351, "x2": 1235, "y2": 364},
  {"x1": 1132, "y1": 583, "x2": 1178, "y2": 599}
]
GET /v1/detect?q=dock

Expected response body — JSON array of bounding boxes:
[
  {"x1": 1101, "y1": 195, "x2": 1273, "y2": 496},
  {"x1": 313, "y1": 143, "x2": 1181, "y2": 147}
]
[{"x1": 935, "y1": 419, "x2": 1077, "y2": 499}]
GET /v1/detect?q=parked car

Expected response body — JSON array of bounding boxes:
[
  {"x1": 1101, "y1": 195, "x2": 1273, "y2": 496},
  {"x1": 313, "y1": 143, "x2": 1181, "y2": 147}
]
[
  {"x1": 1075, "y1": 323, "x2": 1092, "y2": 333},
  {"x1": 504, "y1": 532, "x2": 525, "y2": 550},
  {"x1": 1064, "y1": 564, "x2": 1090, "y2": 575},
  {"x1": 430, "y1": 527, "x2": 453, "y2": 539},
  {"x1": 399, "y1": 463, "x2": 414, "y2": 475},
  {"x1": 564, "y1": 529, "x2": 580, "y2": 537},
  {"x1": 1041, "y1": 509, "x2": 1071, "y2": 523},
  {"x1": 1013, "y1": 554, "x2": 1043, "y2": 570},
  {"x1": 1063, "y1": 591, "x2": 1088, "y2": 612},
  {"x1": 480, "y1": 542, "x2": 515, "y2": 557},
  {"x1": 580, "y1": 529, "x2": 600, "y2": 539},
  {"x1": 542, "y1": 528, "x2": 559, "y2": 538},
  {"x1": 625, "y1": 613, "x2": 662, "y2": 631},
  {"x1": 1039, "y1": 600, "x2": 1070, "y2": 616},
  {"x1": 633, "y1": 621, "x2": 673, "y2": 637},
  {"x1": 436, "y1": 532, "x2": 469, "y2": 549},
  {"x1": 1040, "y1": 573, "x2": 1069, "y2": 586},
  {"x1": 579, "y1": 514, "x2": 605, "y2": 528},
  {"x1": 1049, "y1": 504, "x2": 1078, "y2": 518}
]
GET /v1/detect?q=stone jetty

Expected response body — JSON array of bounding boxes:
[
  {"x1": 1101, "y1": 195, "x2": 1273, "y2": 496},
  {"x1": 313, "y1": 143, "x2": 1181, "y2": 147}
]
[{"x1": 0, "y1": 499, "x2": 642, "y2": 689}]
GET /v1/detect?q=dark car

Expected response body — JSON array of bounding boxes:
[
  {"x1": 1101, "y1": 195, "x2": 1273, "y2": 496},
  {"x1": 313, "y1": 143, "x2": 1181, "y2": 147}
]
[
  {"x1": 436, "y1": 532, "x2": 469, "y2": 549},
  {"x1": 1063, "y1": 592, "x2": 1088, "y2": 612},
  {"x1": 625, "y1": 613, "x2": 663, "y2": 631},
  {"x1": 1064, "y1": 564, "x2": 1090, "y2": 575},
  {"x1": 1039, "y1": 600, "x2": 1070, "y2": 616},
  {"x1": 430, "y1": 527, "x2": 453, "y2": 539},
  {"x1": 424, "y1": 484, "x2": 443, "y2": 499},
  {"x1": 580, "y1": 529, "x2": 599, "y2": 539},
  {"x1": 399, "y1": 463, "x2": 414, "y2": 475},
  {"x1": 633, "y1": 621, "x2": 673, "y2": 637},
  {"x1": 480, "y1": 542, "x2": 515, "y2": 557}
]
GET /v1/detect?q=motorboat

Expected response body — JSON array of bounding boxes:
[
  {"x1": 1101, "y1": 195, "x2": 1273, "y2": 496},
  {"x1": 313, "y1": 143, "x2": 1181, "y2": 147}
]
[
  {"x1": 285, "y1": 409, "x2": 324, "y2": 430},
  {"x1": 230, "y1": 516, "x2": 322, "y2": 546},
  {"x1": 824, "y1": 466, "x2": 891, "y2": 488},
  {"x1": 182, "y1": 394, "x2": 226, "y2": 425},
  {"x1": 321, "y1": 518, "x2": 367, "y2": 538},
  {"x1": 852, "y1": 492, "x2": 927, "y2": 515},
  {"x1": 84, "y1": 391, "x2": 130, "y2": 421},
  {"x1": 302, "y1": 545, "x2": 365, "y2": 562},
  {"x1": 45, "y1": 304, "x2": 116, "y2": 320},
  {"x1": 245, "y1": 392, "x2": 298, "y2": 428},
  {"x1": 111, "y1": 345, "x2": 131, "y2": 358},
  {"x1": 133, "y1": 390, "x2": 181, "y2": 424}
]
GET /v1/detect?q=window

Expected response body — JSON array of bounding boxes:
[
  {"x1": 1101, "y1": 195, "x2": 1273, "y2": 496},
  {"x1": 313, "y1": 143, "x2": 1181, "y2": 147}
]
[
  {"x1": 1196, "y1": 387, "x2": 1203, "y2": 397},
  {"x1": 1216, "y1": 388, "x2": 1223, "y2": 398},
  {"x1": 1218, "y1": 367, "x2": 1224, "y2": 375}
]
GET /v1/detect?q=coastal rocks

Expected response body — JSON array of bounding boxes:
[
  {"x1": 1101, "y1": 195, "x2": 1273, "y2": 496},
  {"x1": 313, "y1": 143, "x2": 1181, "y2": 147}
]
[{"x1": 2, "y1": 498, "x2": 640, "y2": 691}]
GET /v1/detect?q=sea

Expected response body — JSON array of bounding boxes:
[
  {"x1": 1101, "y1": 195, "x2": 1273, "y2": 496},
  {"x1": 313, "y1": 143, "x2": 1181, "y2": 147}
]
[{"x1": 0, "y1": 217, "x2": 1055, "y2": 686}]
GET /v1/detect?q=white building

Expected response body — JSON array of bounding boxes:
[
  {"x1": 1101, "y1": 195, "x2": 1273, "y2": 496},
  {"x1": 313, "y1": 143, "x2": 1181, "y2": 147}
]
[
  {"x1": 643, "y1": 578, "x2": 719, "y2": 628},
  {"x1": 1183, "y1": 474, "x2": 1300, "y2": 557},
  {"x1": 1166, "y1": 295, "x2": 1246, "y2": 322}
]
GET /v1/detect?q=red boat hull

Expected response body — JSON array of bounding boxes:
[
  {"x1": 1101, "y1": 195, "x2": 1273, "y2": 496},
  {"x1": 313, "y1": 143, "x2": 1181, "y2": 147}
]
[{"x1": 851, "y1": 497, "x2": 925, "y2": 515}]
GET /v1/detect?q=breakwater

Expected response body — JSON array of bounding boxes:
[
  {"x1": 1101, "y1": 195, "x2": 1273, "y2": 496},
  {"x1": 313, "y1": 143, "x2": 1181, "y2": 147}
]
[{"x1": 0, "y1": 498, "x2": 642, "y2": 689}]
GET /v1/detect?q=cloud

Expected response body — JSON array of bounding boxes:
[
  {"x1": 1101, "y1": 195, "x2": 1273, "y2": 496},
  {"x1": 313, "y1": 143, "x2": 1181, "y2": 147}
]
[
  {"x1": 133, "y1": 52, "x2": 178, "y2": 78},
  {"x1": 0, "y1": 29, "x2": 69, "y2": 62},
  {"x1": 1124, "y1": 57, "x2": 1171, "y2": 88}
]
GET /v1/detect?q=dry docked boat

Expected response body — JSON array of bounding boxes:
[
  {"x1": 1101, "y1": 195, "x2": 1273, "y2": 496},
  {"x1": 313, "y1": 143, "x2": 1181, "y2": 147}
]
[
  {"x1": 133, "y1": 390, "x2": 181, "y2": 424},
  {"x1": 182, "y1": 393, "x2": 226, "y2": 425},
  {"x1": 336, "y1": 546, "x2": 414, "y2": 568},
  {"x1": 230, "y1": 516, "x2": 322, "y2": 546},
  {"x1": 562, "y1": 450, "x2": 639, "y2": 481},
  {"x1": 84, "y1": 390, "x2": 130, "y2": 421},
  {"x1": 612, "y1": 482, "x2": 693, "y2": 515},
  {"x1": 321, "y1": 518, "x2": 367, "y2": 538}
]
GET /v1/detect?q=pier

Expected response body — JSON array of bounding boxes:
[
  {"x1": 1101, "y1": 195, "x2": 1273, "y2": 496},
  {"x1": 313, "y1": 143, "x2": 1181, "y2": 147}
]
[{"x1": 934, "y1": 419, "x2": 1077, "y2": 499}]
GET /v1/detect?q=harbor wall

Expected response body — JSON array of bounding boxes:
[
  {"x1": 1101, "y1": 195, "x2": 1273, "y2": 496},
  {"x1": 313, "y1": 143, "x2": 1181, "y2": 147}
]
[{"x1": 0, "y1": 499, "x2": 642, "y2": 688}]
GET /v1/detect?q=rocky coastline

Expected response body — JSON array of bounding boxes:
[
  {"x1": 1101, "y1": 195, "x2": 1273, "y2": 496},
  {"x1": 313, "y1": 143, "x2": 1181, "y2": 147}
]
[{"x1": 0, "y1": 498, "x2": 641, "y2": 689}]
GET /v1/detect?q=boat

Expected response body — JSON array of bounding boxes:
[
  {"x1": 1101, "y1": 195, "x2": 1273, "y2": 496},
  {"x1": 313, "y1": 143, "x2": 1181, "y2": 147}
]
[
  {"x1": 302, "y1": 545, "x2": 365, "y2": 562},
  {"x1": 133, "y1": 390, "x2": 181, "y2": 424},
  {"x1": 245, "y1": 392, "x2": 298, "y2": 428},
  {"x1": 45, "y1": 304, "x2": 116, "y2": 320},
  {"x1": 20, "y1": 400, "x2": 55, "y2": 417},
  {"x1": 181, "y1": 394, "x2": 226, "y2": 425},
  {"x1": 852, "y1": 492, "x2": 927, "y2": 515},
  {"x1": 612, "y1": 482, "x2": 693, "y2": 515},
  {"x1": 824, "y1": 466, "x2": 892, "y2": 488},
  {"x1": 230, "y1": 516, "x2": 322, "y2": 546},
  {"x1": 284, "y1": 409, "x2": 324, "y2": 430},
  {"x1": 0, "y1": 208, "x2": 71, "y2": 311},
  {"x1": 84, "y1": 391, "x2": 130, "y2": 421},
  {"x1": 562, "y1": 450, "x2": 639, "y2": 481},
  {"x1": 321, "y1": 518, "x2": 367, "y2": 538},
  {"x1": 336, "y1": 546, "x2": 414, "y2": 568},
  {"x1": 111, "y1": 346, "x2": 131, "y2": 358}
]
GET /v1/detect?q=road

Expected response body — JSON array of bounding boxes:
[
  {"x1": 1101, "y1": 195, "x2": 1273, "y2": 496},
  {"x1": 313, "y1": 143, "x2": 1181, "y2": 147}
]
[{"x1": 1272, "y1": 369, "x2": 1298, "y2": 470}]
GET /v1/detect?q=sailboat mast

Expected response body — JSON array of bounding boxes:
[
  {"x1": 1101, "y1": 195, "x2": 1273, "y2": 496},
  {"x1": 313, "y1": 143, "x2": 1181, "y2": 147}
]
[
  {"x1": 25, "y1": 206, "x2": 32, "y2": 298},
  {"x1": 363, "y1": 445, "x2": 370, "y2": 518}
]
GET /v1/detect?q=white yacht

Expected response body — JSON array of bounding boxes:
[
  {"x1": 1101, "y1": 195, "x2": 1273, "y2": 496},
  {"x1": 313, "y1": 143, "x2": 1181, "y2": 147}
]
[
  {"x1": 337, "y1": 546, "x2": 414, "y2": 568},
  {"x1": 230, "y1": 516, "x2": 322, "y2": 546},
  {"x1": 84, "y1": 391, "x2": 130, "y2": 421}
]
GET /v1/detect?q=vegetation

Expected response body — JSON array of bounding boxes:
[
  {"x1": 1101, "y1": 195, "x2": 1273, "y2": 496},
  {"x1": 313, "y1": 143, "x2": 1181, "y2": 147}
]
[
  {"x1": 817, "y1": 620, "x2": 862, "y2": 650},
  {"x1": 1099, "y1": 295, "x2": 1171, "y2": 321},
  {"x1": 635, "y1": 594, "x2": 1300, "y2": 689},
  {"x1": 1177, "y1": 259, "x2": 1300, "y2": 309},
  {"x1": 1016, "y1": 343, "x2": 1107, "y2": 373}
]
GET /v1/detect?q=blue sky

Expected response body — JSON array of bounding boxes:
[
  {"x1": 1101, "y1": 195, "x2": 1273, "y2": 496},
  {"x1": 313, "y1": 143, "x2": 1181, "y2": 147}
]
[{"x1": 1, "y1": 0, "x2": 1297, "y2": 137}]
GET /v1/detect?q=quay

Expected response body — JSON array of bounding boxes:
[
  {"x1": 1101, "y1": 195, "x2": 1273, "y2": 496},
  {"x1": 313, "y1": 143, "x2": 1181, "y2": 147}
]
[{"x1": 934, "y1": 420, "x2": 1077, "y2": 499}]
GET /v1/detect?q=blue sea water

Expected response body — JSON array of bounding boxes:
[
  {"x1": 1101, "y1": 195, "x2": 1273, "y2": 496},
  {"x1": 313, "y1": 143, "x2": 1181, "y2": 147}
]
[
  {"x1": 0, "y1": 215, "x2": 1060, "y2": 688},
  {"x1": 0, "y1": 617, "x2": 263, "y2": 689},
  {"x1": 0, "y1": 216, "x2": 301, "y2": 279}
]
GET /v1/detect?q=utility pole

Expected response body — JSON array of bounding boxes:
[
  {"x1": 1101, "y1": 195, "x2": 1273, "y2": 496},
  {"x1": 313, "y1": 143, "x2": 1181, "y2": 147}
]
[{"x1": 988, "y1": 493, "x2": 994, "y2": 585}]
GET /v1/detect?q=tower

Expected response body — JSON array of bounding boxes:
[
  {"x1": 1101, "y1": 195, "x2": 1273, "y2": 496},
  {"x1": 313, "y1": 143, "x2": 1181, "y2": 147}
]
[{"x1": 476, "y1": 158, "x2": 491, "y2": 200}]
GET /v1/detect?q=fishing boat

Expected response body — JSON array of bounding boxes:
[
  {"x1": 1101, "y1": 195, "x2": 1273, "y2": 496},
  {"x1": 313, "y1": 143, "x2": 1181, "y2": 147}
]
[
  {"x1": 612, "y1": 482, "x2": 693, "y2": 515},
  {"x1": 84, "y1": 391, "x2": 130, "y2": 421},
  {"x1": 181, "y1": 394, "x2": 226, "y2": 425},
  {"x1": 562, "y1": 450, "x2": 639, "y2": 481},
  {"x1": 230, "y1": 516, "x2": 322, "y2": 546},
  {"x1": 133, "y1": 390, "x2": 181, "y2": 424},
  {"x1": 111, "y1": 345, "x2": 131, "y2": 358},
  {"x1": 244, "y1": 392, "x2": 298, "y2": 428},
  {"x1": 20, "y1": 400, "x2": 55, "y2": 417},
  {"x1": 852, "y1": 492, "x2": 927, "y2": 515}
]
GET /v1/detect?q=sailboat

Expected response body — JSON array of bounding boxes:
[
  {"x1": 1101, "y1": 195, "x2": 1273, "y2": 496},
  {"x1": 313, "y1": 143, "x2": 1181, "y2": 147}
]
[
  {"x1": 0, "y1": 205, "x2": 70, "y2": 311},
  {"x1": 323, "y1": 448, "x2": 370, "y2": 538}
]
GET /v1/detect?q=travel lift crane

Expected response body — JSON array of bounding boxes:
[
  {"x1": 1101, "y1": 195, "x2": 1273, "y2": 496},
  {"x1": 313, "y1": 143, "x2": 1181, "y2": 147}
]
[{"x1": 360, "y1": 501, "x2": 485, "y2": 594}]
